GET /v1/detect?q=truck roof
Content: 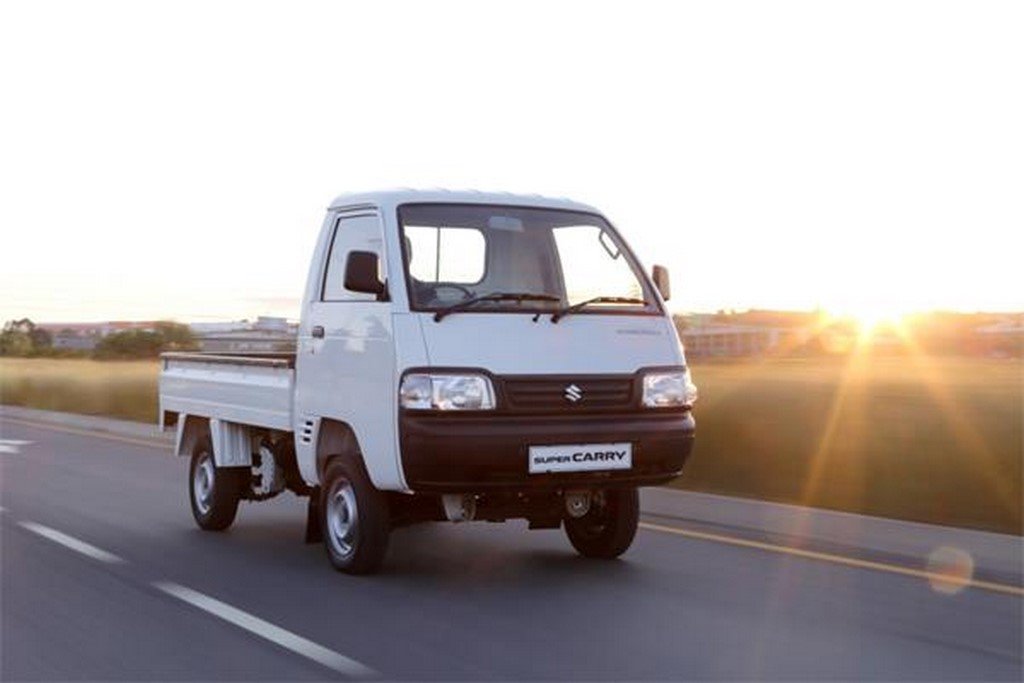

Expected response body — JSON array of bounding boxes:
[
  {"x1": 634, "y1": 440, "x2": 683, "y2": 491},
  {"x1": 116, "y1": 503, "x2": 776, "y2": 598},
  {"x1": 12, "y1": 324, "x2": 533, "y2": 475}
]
[{"x1": 328, "y1": 189, "x2": 601, "y2": 214}]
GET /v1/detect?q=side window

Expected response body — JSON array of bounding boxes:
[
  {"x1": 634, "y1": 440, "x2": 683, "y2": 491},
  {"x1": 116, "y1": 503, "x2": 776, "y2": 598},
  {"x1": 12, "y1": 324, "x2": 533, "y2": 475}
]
[
  {"x1": 405, "y1": 226, "x2": 486, "y2": 283},
  {"x1": 322, "y1": 213, "x2": 385, "y2": 301}
]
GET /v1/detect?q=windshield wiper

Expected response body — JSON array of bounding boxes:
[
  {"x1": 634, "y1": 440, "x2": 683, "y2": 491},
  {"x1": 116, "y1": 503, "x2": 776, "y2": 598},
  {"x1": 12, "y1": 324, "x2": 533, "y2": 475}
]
[
  {"x1": 433, "y1": 292, "x2": 560, "y2": 322},
  {"x1": 550, "y1": 296, "x2": 647, "y2": 323}
]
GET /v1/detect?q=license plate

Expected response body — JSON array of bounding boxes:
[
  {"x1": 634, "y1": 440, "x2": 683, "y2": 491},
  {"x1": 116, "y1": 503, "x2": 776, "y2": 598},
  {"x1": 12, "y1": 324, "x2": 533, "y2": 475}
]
[{"x1": 528, "y1": 442, "x2": 632, "y2": 474}]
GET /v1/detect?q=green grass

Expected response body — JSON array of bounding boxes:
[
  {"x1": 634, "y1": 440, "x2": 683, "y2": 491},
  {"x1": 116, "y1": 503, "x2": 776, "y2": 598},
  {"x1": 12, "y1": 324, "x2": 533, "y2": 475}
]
[{"x1": 2, "y1": 355, "x2": 1021, "y2": 534}]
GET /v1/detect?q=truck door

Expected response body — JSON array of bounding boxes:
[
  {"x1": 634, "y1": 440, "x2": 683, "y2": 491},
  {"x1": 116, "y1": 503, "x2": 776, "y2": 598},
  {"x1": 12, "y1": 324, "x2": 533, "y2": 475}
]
[{"x1": 294, "y1": 209, "x2": 401, "y2": 489}]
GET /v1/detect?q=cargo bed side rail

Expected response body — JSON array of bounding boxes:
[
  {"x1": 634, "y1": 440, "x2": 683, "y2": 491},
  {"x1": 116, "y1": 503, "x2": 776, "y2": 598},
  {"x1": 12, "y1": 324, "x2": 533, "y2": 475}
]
[{"x1": 161, "y1": 352, "x2": 296, "y2": 369}]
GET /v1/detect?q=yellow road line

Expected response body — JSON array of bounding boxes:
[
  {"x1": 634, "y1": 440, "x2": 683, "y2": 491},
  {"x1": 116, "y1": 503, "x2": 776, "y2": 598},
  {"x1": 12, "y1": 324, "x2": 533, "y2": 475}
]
[
  {"x1": 0, "y1": 418, "x2": 169, "y2": 450},
  {"x1": 639, "y1": 521, "x2": 1024, "y2": 598}
]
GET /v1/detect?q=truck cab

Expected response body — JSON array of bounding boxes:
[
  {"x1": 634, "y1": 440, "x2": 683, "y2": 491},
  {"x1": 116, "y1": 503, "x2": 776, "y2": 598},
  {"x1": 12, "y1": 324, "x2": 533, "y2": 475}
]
[{"x1": 160, "y1": 190, "x2": 696, "y2": 574}]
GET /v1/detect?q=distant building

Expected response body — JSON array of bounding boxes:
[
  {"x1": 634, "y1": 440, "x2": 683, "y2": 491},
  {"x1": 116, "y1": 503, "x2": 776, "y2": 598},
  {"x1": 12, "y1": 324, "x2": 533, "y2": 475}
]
[
  {"x1": 39, "y1": 321, "x2": 159, "y2": 352},
  {"x1": 680, "y1": 323, "x2": 783, "y2": 357},
  {"x1": 190, "y1": 316, "x2": 297, "y2": 354},
  {"x1": 973, "y1": 317, "x2": 1024, "y2": 357},
  {"x1": 675, "y1": 311, "x2": 824, "y2": 357},
  {"x1": 52, "y1": 331, "x2": 98, "y2": 351}
]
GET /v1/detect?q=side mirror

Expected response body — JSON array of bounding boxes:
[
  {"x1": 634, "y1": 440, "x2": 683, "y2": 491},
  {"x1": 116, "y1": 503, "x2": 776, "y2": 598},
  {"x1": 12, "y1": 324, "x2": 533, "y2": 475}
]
[
  {"x1": 652, "y1": 265, "x2": 671, "y2": 301},
  {"x1": 344, "y1": 251, "x2": 386, "y2": 299}
]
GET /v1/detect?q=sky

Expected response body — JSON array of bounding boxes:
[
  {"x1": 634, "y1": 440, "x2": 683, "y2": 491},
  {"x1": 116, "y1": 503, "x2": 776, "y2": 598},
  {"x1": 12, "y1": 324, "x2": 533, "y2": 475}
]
[{"x1": 1, "y1": 0, "x2": 1021, "y2": 323}]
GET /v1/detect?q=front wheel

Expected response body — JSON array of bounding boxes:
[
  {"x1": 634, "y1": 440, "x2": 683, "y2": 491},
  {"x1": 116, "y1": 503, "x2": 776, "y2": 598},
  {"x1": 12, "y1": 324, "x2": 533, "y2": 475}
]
[
  {"x1": 564, "y1": 488, "x2": 639, "y2": 559},
  {"x1": 321, "y1": 456, "x2": 390, "y2": 575},
  {"x1": 189, "y1": 436, "x2": 244, "y2": 531}
]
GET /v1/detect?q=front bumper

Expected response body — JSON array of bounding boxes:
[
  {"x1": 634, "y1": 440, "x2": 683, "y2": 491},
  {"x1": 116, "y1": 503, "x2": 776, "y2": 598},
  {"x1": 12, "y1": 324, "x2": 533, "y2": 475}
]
[{"x1": 399, "y1": 410, "x2": 695, "y2": 492}]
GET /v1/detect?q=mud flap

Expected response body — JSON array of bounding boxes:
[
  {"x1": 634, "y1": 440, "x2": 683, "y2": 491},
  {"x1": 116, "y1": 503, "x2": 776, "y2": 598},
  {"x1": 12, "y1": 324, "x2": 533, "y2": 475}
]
[{"x1": 304, "y1": 487, "x2": 323, "y2": 544}]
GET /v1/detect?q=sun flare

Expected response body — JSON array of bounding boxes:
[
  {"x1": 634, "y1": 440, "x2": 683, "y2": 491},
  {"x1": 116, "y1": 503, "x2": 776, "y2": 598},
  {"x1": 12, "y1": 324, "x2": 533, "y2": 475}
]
[{"x1": 829, "y1": 304, "x2": 909, "y2": 339}]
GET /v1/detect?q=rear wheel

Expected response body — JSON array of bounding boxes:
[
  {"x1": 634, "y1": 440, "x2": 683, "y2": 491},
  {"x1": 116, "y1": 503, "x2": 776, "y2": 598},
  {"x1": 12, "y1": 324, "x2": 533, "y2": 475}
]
[
  {"x1": 189, "y1": 436, "x2": 244, "y2": 531},
  {"x1": 564, "y1": 488, "x2": 639, "y2": 559},
  {"x1": 321, "y1": 455, "x2": 390, "y2": 574}
]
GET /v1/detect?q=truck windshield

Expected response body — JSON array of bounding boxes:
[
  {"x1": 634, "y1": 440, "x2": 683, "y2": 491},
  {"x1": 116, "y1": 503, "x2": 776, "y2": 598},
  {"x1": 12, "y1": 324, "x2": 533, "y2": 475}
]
[{"x1": 398, "y1": 204, "x2": 658, "y2": 316}]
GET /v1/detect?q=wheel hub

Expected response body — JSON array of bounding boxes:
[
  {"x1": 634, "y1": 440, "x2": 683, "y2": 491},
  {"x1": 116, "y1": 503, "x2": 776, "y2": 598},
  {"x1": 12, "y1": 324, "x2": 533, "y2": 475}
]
[
  {"x1": 326, "y1": 480, "x2": 359, "y2": 558},
  {"x1": 193, "y1": 452, "x2": 215, "y2": 515}
]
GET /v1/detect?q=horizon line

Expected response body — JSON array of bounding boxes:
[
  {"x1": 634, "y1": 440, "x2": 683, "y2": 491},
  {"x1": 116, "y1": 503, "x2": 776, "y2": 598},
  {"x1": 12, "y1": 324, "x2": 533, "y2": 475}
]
[{"x1": 8, "y1": 307, "x2": 1023, "y2": 326}]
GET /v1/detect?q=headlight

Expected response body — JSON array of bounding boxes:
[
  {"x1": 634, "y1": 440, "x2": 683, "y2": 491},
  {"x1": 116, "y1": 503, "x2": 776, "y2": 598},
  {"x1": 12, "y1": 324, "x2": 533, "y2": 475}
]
[
  {"x1": 642, "y1": 369, "x2": 698, "y2": 408},
  {"x1": 400, "y1": 373, "x2": 496, "y2": 411}
]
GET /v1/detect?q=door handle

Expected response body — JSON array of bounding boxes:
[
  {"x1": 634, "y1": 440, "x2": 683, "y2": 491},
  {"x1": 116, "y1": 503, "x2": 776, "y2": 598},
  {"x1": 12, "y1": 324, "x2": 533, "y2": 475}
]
[{"x1": 311, "y1": 325, "x2": 325, "y2": 339}]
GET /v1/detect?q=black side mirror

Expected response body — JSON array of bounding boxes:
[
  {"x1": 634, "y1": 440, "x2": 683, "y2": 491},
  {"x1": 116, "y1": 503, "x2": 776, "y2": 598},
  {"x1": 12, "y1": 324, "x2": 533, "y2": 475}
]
[
  {"x1": 652, "y1": 265, "x2": 671, "y2": 301},
  {"x1": 344, "y1": 251, "x2": 386, "y2": 300}
]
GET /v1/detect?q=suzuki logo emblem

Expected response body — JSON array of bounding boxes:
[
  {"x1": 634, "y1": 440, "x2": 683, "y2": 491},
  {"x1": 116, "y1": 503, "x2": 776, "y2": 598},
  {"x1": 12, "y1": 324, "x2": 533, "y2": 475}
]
[{"x1": 564, "y1": 384, "x2": 583, "y2": 402}]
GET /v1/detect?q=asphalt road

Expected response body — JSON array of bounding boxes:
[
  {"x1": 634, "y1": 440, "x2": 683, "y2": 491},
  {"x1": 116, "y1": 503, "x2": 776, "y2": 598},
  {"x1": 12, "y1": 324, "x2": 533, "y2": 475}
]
[{"x1": 1, "y1": 419, "x2": 1021, "y2": 681}]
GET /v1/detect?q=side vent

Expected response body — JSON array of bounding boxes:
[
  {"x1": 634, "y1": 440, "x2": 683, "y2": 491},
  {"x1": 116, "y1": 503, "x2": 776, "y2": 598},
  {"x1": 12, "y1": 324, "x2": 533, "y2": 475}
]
[{"x1": 300, "y1": 419, "x2": 314, "y2": 445}]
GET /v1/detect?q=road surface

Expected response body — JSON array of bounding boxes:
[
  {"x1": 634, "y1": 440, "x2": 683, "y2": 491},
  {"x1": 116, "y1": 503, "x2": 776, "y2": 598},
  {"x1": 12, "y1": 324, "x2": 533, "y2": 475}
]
[{"x1": 1, "y1": 418, "x2": 1021, "y2": 680}]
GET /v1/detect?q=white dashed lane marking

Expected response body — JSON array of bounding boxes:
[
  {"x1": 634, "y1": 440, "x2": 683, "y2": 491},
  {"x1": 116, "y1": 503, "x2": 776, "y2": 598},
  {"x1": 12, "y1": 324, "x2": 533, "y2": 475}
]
[
  {"x1": 0, "y1": 439, "x2": 33, "y2": 454},
  {"x1": 10, "y1": 511, "x2": 377, "y2": 677},
  {"x1": 154, "y1": 582, "x2": 378, "y2": 678},
  {"x1": 18, "y1": 521, "x2": 125, "y2": 564}
]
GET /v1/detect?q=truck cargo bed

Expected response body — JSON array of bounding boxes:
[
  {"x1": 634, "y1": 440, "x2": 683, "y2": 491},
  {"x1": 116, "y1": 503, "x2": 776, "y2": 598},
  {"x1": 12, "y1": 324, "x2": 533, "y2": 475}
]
[{"x1": 160, "y1": 352, "x2": 295, "y2": 431}]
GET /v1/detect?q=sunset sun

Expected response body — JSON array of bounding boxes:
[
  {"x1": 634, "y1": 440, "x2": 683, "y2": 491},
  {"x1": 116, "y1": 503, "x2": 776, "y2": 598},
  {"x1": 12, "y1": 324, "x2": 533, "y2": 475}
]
[{"x1": 830, "y1": 304, "x2": 909, "y2": 338}]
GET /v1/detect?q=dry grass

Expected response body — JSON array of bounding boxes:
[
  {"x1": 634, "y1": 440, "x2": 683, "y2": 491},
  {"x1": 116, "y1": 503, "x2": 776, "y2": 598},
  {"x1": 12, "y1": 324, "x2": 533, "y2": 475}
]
[
  {"x1": 0, "y1": 358, "x2": 159, "y2": 423},
  {"x1": 1, "y1": 355, "x2": 1021, "y2": 534},
  {"x1": 680, "y1": 356, "x2": 1023, "y2": 535}
]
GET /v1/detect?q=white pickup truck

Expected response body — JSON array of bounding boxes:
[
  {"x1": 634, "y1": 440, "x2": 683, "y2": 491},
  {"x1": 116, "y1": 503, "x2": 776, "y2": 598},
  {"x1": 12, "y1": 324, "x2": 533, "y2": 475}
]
[{"x1": 160, "y1": 190, "x2": 697, "y2": 574}]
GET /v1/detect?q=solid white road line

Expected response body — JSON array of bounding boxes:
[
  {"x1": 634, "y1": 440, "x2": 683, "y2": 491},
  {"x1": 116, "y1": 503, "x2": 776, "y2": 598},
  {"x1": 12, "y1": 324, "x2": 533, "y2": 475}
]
[
  {"x1": 18, "y1": 521, "x2": 125, "y2": 564},
  {"x1": 153, "y1": 582, "x2": 378, "y2": 679}
]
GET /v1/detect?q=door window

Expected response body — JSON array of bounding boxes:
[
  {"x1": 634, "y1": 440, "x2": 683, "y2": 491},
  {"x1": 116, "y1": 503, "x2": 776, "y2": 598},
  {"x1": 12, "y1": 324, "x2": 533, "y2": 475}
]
[{"x1": 321, "y1": 214, "x2": 385, "y2": 301}]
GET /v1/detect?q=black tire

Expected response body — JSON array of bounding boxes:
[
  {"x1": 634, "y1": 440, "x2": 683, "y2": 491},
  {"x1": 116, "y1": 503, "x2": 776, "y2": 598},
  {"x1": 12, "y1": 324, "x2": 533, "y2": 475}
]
[
  {"x1": 564, "y1": 488, "x2": 639, "y2": 559},
  {"x1": 189, "y1": 435, "x2": 244, "y2": 531},
  {"x1": 320, "y1": 455, "x2": 390, "y2": 575}
]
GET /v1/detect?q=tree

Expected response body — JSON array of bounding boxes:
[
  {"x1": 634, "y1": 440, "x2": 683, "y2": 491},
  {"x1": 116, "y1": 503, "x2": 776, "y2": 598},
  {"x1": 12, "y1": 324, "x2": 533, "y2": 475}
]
[
  {"x1": 29, "y1": 326, "x2": 52, "y2": 349},
  {"x1": 93, "y1": 330, "x2": 165, "y2": 359},
  {"x1": 0, "y1": 318, "x2": 50, "y2": 356},
  {"x1": 92, "y1": 321, "x2": 198, "y2": 359},
  {"x1": 0, "y1": 328, "x2": 32, "y2": 356},
  {"x1": 152, "y1": 321, "x2": 198, "y2": 351}
]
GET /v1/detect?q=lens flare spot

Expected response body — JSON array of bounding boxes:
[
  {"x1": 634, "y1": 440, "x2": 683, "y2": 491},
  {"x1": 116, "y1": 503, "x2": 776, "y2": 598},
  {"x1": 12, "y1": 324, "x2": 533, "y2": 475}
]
[{"x1": 926, "y1": 546, "x2": 975, "y2": 595}]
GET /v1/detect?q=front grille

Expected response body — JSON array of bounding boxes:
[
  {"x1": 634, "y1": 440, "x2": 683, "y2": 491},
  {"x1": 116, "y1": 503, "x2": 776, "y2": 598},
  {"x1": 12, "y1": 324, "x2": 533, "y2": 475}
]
[{"x1": 500, "y1": 376, "x2": 636, "y2": 414}]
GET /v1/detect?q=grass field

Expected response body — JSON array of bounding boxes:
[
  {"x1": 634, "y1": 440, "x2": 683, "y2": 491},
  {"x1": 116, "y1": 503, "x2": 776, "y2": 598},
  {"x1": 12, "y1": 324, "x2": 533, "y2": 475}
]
[
  {"x1": 0, "y1": 358, "x2": 159, "y2": 423},
  {"x1": 1, "y1": 355, "x2": 1021, "y2": 534},
  {"x1": 680, "y1": 356, "x2": 1022, "y2": 535}
]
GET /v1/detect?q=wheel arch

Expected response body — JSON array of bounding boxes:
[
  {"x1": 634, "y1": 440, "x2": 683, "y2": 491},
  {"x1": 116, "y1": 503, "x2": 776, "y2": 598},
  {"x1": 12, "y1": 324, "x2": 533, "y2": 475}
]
[{"x1": 315, "y1": 418, "x2": 365, "y2": 482}]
